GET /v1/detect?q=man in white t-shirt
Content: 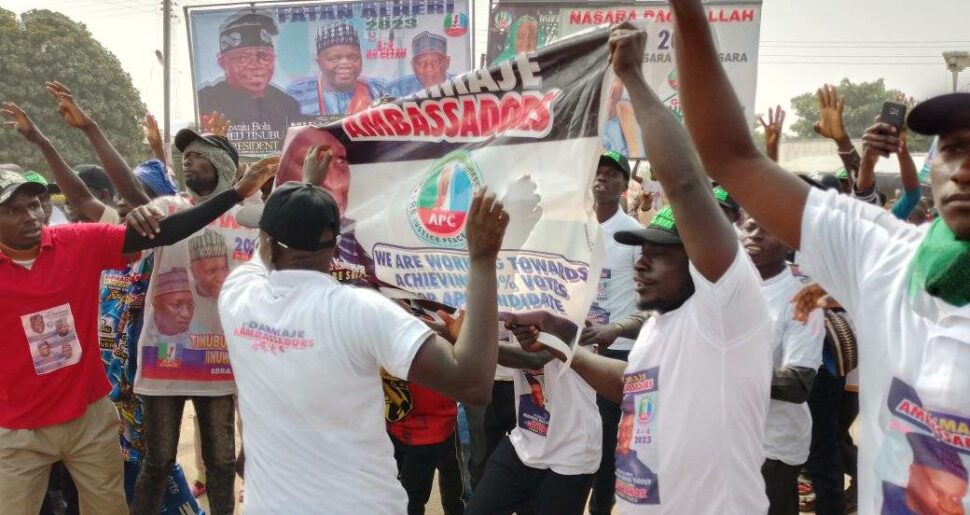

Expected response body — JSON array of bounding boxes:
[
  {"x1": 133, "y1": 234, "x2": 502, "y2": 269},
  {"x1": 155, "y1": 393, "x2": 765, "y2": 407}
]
[
  {"x1": 466, "y1": 338, "x2": 602, "y2": 514},
  {"x1": 665, "y1": 2, "x2": 970, "y2": 512},
  {"x1": 739, "y1": 212, "x2": 824, "y2": 514},
  {"x1": 583, "y1": 151, "x2": 643, "y2": 515},
  {"x1": 510, "y1": 26, "x2": 772, "y2": 514},
  {"x1": 218, "y1": 181, "x2": 509, "y2": 513}
]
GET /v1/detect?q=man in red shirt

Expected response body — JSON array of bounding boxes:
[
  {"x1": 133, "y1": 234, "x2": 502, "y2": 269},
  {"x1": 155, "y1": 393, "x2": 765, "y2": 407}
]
[{"x1": 0, "y1": 162, "x2": 274, "y2": 515}]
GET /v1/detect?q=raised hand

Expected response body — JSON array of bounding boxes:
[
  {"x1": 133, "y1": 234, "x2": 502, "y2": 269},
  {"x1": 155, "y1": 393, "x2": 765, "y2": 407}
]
[
  {"x1": 45, "y1": 81, "x2": 95, "y2": 130},
  {"x1": 812, "y1": 84, "x2": 847, "y2": 142},
  {"x1": 234, "y1": 154, "x2": 280, "y2": 198},
  {"x1": 1, "y1": 102, "x2": 46, "y2": 144},
  {"x1": 500, "y1": 175, "x2": 542, "y2": 249},
  {"x1": 758, "y1": 105, "x2": 785, "y2": 161},
  {"x1": 126, "y1": 203, "x2": 165, "y2": 239},
  {"x1": 143, "y1": 112, "x2": 162, "y2": 147},
  {"x1": 608, "y1": 22, "x2": 647, "y2": 80},
  {"x1": 302, "y1": 145, "x2": 333, "y2": 185},
  {"x1": 465, "y1": 187, "x2": 509, "y2": 262},
  {"x1": 862, "y1": 117, "x2": 902, "y2": 160},
  {"x1": 201, "y1": 111, "x2": 231, "y2": 137}
]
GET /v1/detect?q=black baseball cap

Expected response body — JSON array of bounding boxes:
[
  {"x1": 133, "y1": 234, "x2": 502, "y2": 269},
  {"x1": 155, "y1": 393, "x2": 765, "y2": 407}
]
[
  {"x1": 0, "y1": 169, "x2": 47, "y2": 205},
  {"x1": 174, "y1": 128, "x2": 240, "y2": 166},
  {"x1": 908, "y1": 93, "x2": 970, "y2": 136},
  {"x1": 614, "y1": 204, "x2": 682, "y2": 246},
  {"x1": 236, "y1": 181, "x2": 341, "y2": 251},
  {"x1": 599, "y1": 151, "x2": 631, "y2": 182},
  {"x1": 713, "y1": 185, "x2": 739, "y2": 213}
]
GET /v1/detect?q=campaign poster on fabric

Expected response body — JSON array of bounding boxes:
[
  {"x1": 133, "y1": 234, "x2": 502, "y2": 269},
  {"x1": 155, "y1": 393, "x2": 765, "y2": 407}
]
[
  {"x1": 274, "y1": 27, "x2": 624, "y2": 355},
  {"x1": 875, "y1": 378, "x2": 970, "y2": 514},
  {"x1": 488, "y1": 1, "x2": 762, "y2": 159},
  {"x1": 20, "y1": 304, "x2": 82, "y2": 375},
  {"x1": 186, "y1": 0, "x2": 473, "y2": 156}
]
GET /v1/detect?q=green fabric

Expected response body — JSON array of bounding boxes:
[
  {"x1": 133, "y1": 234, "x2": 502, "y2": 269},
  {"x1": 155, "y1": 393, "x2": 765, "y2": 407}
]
[
  {"x1": 713, "y1": 186, "x2": 730, "y2": 203},
  {"x1": 909, "y1": 218, "x2": 970, "y2": 307},
  {"x1": 836, "y1": 167, "x2": 849, "y2": 180},
  {"x1": 23, "y1": 171, "x2": 47, "y2": 186},
  {"x1": 602, "y1": 150, "x2": 625, "y2": 169},
  {"x1": 650, "y1": 205, "x2": 676, "y2": 231}
]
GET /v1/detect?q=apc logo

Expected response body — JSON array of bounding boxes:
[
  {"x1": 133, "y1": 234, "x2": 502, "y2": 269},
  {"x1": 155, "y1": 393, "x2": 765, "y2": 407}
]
[
  {"x1": 407, "y1": 150, "x2": 483, "y2": 248},
  {"x1": 637, "y1": 396, "x2": 655, "y2": 424}
]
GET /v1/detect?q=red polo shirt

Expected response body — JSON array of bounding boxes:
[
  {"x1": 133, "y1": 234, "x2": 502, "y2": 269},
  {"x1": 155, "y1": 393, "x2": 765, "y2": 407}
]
[{"x1": 0, "y1": 223, "x2": 128, "y2": 429}]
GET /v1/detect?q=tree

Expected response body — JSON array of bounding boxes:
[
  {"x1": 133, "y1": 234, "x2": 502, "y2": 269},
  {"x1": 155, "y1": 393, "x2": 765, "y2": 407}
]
[
  {"x1": 789, "y1": 78, "x2": 931, "y2": 152},
  {"x1": 0, "y1": 8, "x2": 147, "y2": 175}
]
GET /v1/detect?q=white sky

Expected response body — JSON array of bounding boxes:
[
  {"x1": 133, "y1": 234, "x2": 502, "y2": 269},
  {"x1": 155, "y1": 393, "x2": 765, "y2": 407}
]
[{"x1": 2, "y1": 0, "x2": 968, "y2": 132}]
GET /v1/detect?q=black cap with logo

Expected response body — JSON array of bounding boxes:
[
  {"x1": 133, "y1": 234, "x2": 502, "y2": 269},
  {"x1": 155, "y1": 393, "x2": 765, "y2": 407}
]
[
  {"x1": 237, "y1": 182, "x2": 341, "y2": 251},
  {"x1": 0, "y1": 169, "x2": 47, "y2": 205},
  {"x1": 174, "y1": 129, "x2": 240, "y2": 167}
]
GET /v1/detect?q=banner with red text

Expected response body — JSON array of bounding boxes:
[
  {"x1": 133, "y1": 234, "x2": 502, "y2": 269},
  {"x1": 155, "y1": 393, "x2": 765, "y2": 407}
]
[
  {"x1": 487, "y1": 0, "x2": 762, "y2": 159},
  {"x1": 274, "y1": 27, "x2": 626, "y2": 354}
]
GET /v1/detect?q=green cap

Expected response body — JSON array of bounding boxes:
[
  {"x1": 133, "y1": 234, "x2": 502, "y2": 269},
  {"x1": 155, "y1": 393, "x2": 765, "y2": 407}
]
[
  {"x1": 23, "y1": 171, "x2": 48, "y2": 187},
  {"x1": 614, "y1": 204, "x2": 682, "y2": 246},
  {"x1": 836, "y1": 167, "x2": 849, "y2": 180},
  {"x1": 713, "y1": 185, "x2": 739, "y2": 212}
]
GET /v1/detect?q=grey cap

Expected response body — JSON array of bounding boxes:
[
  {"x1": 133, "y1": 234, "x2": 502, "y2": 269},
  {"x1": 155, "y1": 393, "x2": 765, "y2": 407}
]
[{"x1": 0, "y1": 169, "x2": 46, "y2": 205}]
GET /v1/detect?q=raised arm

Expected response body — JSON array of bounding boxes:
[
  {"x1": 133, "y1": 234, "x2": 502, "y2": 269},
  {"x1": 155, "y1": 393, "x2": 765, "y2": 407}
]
[
  {"x1": 2, "y1": 102, "x2": 108, "y2": 222},
  {"x1": 407, "y1": 191, "x2": 508, "y2": 404},
  {"x1": 611, "y1": 23, "x2": 737, "y2": 280},
  {"x1": 122, "y1": 155, "x2": 278, "y2": 253},
  {"x1": 46, "y1": 81, "x2": 151, "y2": 208},
  {"x1": 143, "y1": 112, "x2": 167, "y2": 167},
  {"x1": 669, "y1": 1, "x2": 810, "y2": 248}
]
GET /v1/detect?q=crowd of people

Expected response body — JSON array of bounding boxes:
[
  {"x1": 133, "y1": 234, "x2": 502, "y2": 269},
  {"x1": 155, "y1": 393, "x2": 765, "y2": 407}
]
[{"x1": 1, "y1": 1, "x2": 968, "y2": 515}]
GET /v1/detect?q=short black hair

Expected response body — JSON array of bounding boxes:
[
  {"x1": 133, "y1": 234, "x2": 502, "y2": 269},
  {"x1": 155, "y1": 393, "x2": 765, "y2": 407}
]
[{"x1": 74, "y1": 165, "x2": 115, "y2": 198}]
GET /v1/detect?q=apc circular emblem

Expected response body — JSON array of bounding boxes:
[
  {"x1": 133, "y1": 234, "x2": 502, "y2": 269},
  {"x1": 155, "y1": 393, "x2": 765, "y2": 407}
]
[
  {"x1": 444, "y1": 12, "x2": 468, "y2": 37},
  {"x1": 494, "y1": 11, "x2": 513, "y2": 31},
  {"x1": 407, "y1": 150, "x2": 483, "y2": 248},
  {"x1": 637, "y1": 396, "x2": 655, "y2": 424}
]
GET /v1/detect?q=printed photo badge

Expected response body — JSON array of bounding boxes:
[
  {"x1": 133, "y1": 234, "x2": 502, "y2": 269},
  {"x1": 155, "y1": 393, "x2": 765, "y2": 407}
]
[{"x1": 407, "y1": 150, "x2": 484, "y2": 249}]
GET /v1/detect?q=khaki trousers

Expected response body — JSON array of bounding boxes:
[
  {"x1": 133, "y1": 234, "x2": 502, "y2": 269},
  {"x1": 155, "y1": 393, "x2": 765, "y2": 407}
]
[{"x1": 0, "y1": 396, "x2": 126, "y2": 515}]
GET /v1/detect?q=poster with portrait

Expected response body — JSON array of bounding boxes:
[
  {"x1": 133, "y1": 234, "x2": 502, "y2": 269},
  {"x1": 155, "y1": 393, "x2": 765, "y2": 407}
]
[
  {"x1": 186, "y1": 0, "x2": 473, "y2": 156},
  {"x1": 21, "y1": 304, "x2": 82, "y2": 375},
  {"x1": 487, "y1": 0, "x2": 762, "y2": 159}
]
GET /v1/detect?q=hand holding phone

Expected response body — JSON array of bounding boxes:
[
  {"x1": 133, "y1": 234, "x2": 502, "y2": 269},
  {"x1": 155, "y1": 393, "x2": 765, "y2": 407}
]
[{"x1": 880, "y1": 101, "x2": 907, "y2": 132}]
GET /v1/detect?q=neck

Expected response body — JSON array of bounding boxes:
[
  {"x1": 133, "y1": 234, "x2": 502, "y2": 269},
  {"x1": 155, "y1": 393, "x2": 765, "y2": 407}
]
[
  {"x1": 0, "y1": 238, "x2": 40, "y2": 260},
  {"x1": 595, "y1": 202, "x2": 620, "y2": 223},
  {"x1": 757, "y1": 261, "x2": 787, "y2": 281}
]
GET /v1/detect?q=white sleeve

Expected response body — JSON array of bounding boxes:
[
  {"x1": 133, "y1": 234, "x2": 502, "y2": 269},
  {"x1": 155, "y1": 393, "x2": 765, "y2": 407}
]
[
  {"x1": 780, "y1": 308, "x2": 824, "y2": 370},
  {"x1": 217, "y1": 253, "x2": 269, "y2": 320},
  {"x1": 341, "y1": 290, "x2": 434, "y2": 379},
  {"x1": 797, "y1": 188, "x2": 919, "y2": 315},
  {"x1": 688, "y1": 243, "x2": 769, "y2": 345}
]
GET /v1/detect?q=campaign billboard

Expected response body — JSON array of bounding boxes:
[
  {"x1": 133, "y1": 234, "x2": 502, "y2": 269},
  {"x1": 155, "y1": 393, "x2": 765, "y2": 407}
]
[
  {"x1": 486, "y1": 1, "x2": 762, "y2": 159},
  {"x1": 186, "y1": 0, "x2": 473, "y2": 155}
]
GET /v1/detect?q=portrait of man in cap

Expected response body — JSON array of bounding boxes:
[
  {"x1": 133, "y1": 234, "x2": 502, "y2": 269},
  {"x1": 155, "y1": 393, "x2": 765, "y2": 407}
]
[
  {"x1": 881, "y1": 432, "x2": 968, "y2": 514},
  {"x1": 287, "y1": 21, "x2": 385, "y2": 119},
  {"x1": 189, "y1": 229, "x2": 230, "y2": 299},
  {"x1": 197, "y1": 9, "x2": 304, "y2": 140},
  {"x1": 390, "y1": 31, "x2": 454, "y2": 98},
  {"x1": 150, "y1": 268, "x2": 195, "y2": 362}
]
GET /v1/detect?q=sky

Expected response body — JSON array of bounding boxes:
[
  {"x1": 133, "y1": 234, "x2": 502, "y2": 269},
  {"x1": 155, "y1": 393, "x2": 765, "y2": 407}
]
[{"x1": 2, "y1": 0, "x2": 968, "y2": 133}]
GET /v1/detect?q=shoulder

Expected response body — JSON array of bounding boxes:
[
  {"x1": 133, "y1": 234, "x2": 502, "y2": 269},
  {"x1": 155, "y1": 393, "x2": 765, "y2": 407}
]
[
  {"x1": 806, "y1": 188, "x2": 922, "y2": 243},
  {"x1": 287, "y1": 77, "x2": 317, "y2": 93},
  {"x1": 49, "y1": 222, "x2": 123, "y2": 242},
  {"x1": 266, "y1": 85, "x2": 301, "y2": 107},
  {"x1": 198, "y1": 81, "x2": 228, "y2": 98},
  {"x1": 616, "y1": 212, "x2": 643, "y2": 230}
]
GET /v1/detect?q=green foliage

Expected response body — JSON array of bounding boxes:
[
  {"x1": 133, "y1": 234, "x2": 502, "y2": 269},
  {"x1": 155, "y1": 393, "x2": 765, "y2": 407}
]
[
  {"x1": 789, "y1": 78, "x2": 932, "y2": 152},
  {"x1": 0, "y1": 8, "x2": 147, "y2": 175}
]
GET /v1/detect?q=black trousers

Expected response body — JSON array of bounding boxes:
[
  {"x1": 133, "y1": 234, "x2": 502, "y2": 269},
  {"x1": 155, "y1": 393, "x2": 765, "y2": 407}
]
[
  {"x1": 392, "y1": 431, "x2": 467, "y2": 515},
  {"x1": 805, "y1": 367, "x2": 847, "y2": 515},
  {"x1": 466, "y1": 437, "x2": 594, "y2": 515},
  {"x1": 763, "y1": 459, "x2": 801, "y2": 515},
  {"x1": 588, "y1": 348, "x2": 630, "y2": 515},
  {"x1": 468, "y1": 380, "x2": 517, "y2": 488}
]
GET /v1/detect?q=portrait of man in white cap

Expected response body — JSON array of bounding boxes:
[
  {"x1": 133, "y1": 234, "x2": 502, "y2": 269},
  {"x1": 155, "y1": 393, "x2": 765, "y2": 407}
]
[
  {"x1": 390, "y1": 31, "x2": 454, "y2": 98},
  {"x1": 188, "y1": 229, "x2": 231, "y2": 335},
  {"x1": 287, "y1": 20, "x2": 385, "y2": 119}
]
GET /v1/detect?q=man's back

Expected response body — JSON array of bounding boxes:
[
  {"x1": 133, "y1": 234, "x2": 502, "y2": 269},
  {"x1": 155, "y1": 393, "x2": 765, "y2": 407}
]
[{"x1": 219, "y1": 258, "x2": 432, "y2": 512}]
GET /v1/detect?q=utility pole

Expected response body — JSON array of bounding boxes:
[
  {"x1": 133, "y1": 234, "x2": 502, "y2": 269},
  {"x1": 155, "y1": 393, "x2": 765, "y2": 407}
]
[
  {"x1": 163, "y1": 0, "x2": 172, "y2": 143},
  {"x1": 944, "y1": 51, "x2": 970, "y2": 93}
]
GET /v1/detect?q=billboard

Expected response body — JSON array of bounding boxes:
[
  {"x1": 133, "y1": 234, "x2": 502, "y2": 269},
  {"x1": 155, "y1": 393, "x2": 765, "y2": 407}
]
[
  {"x1": 186, "y1": 0, "x2": 473, "y2": 155},
  {"x1": 487, "y1": 1, "x2": 762, "y2": 159}
]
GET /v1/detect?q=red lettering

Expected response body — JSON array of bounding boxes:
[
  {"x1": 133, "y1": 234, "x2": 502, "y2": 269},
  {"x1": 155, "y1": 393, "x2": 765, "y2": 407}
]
[
  {"x1": 477, "y1": 95, "x2": 501, "y2": 138},
  {"x1": 343, "y1": 117, "x2": 368, "y2": 138},
  {"x1": 424, "y1": 101, "x2": 446, "y2": 137},
  {"x1": 405, "y1": 104, "x2": 431, "y2": 137},
  {"x1": 382, "y1": 107, "x2": 411, "y2": 136},
  {"x1": 498, "y1": 94, "x2": 523, "y2": 133},
  {"x1": 459, "y1": 98, "x2": 480, "y2": 138},
  {"x1": 359, "y1": 110, "x2": 389, "y2": 136},
  {"x1": 442, "y1": 98, "x2": 461, "y2": 138}
]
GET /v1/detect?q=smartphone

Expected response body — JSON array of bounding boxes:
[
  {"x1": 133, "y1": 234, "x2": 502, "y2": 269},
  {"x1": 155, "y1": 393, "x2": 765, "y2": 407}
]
[{"x1": 881, "y1": 101, "x2": 907, "y2": 131}]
